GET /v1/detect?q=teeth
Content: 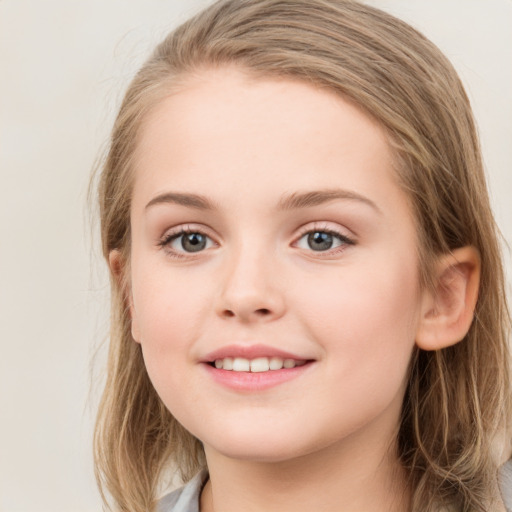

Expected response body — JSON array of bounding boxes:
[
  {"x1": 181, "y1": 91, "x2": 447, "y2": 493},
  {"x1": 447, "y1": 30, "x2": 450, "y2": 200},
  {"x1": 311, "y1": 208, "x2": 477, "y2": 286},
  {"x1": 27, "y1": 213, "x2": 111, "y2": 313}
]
[
  {"x1": 269, "y1": 357, "x2": 284, "y2": 370},
  {"x1": 213, "y1": 356, "x2": 307, "y2": 372},
  {"x1": 232, "y1": 358, "x2": 250, "y2": 372}
]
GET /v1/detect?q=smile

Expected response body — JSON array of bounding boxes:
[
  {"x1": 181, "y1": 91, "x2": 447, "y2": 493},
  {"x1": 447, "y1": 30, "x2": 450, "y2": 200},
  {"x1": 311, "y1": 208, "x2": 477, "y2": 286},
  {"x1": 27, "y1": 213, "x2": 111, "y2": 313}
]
[
  {"x1": 212, "y1": 356, "x2": 307, "y2": 372},
  {"x1": 201, "y1": 344, "x2": 315, "y2": 391}
]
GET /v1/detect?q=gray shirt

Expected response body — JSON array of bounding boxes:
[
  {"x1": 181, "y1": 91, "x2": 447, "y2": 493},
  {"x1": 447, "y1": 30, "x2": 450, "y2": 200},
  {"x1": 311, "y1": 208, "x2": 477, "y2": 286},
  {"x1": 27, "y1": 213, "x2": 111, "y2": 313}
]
[
  {"x1": 159, "y1": 463, "x2": 512, "y2": 512},
  {"x1": 158, "y1": 470, "x2": 208, "y2": 512}
]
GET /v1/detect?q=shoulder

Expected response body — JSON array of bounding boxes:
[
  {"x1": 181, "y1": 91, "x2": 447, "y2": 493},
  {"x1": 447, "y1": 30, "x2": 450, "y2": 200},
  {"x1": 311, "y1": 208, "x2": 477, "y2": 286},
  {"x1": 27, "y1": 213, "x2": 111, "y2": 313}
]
[{"x1": 157, "y1": 469, "x2": 209, "y2": 512}]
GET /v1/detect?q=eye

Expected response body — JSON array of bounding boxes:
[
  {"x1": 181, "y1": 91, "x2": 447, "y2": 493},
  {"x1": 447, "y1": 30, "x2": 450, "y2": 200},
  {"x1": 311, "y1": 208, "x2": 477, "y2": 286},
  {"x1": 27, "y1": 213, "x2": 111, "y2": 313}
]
[
  {"x1": 159, "y1": 228, "x2": 216, "y2": 257},
  {"x1": 295, "y1": 228, "x2": 354, "y2": 254}
]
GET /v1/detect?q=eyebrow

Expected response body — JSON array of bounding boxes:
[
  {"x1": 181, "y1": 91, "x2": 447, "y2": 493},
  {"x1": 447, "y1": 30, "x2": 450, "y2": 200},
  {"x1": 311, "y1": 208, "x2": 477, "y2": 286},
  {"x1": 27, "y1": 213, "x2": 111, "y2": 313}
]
[
  {"x1": 145, "y1": 188, "x2": 381, "y2": 214},
  {"x1": 278, "y1": 189, "x2": 381, "y2": 213}
]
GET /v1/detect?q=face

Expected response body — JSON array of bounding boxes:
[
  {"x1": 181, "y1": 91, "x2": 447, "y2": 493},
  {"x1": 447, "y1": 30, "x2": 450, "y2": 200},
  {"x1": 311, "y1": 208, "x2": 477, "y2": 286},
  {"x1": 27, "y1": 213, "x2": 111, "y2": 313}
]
[{"x1": 126, "y1": 67, "x2": 426, "y2": 464}]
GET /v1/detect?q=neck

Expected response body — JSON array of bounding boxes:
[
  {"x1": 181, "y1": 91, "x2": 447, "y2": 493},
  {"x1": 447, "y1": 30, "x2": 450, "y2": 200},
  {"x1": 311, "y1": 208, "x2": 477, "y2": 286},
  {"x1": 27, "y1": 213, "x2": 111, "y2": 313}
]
[{"x1": 200, "y1": 436, "x2": 411, "y2": 512}]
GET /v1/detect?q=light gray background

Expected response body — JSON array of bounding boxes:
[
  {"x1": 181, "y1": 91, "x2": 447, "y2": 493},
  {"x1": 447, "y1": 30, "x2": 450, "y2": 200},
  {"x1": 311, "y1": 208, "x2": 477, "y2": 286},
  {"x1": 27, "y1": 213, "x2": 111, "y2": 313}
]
[{"x1": 0, "y1": 1, "x2": 510, "y2": 511}]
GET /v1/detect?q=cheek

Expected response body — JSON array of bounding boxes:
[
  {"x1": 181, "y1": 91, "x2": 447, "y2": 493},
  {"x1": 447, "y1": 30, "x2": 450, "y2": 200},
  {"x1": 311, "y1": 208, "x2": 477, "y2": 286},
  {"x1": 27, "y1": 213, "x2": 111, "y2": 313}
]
[
  {"x1": 295, "y1": 260, "x2": 420, "y2": 435},
  {"x1": 130, "y1": 265, "x2": 209, "y2": 355},
  {"x1": 131, "y1": 270, "x2": 208, "y2": 408},
  {"x1": 301, "y1": 257, "x2": 420, "y2": 370}
]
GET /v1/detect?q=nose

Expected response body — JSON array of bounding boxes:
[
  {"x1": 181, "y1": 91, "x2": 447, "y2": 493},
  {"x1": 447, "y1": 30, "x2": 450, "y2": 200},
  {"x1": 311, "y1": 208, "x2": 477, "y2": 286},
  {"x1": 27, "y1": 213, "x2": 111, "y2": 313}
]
[{"x1": 215, "y1": 244, "x2": 286, "y2": 323}]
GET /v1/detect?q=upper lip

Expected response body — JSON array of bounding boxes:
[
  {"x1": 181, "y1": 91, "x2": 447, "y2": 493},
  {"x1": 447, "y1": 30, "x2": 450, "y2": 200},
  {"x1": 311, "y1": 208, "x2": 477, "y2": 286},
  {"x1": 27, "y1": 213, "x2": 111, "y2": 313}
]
[{"x1": 202, "y1": 344, "x2": 312, "y2": 363}]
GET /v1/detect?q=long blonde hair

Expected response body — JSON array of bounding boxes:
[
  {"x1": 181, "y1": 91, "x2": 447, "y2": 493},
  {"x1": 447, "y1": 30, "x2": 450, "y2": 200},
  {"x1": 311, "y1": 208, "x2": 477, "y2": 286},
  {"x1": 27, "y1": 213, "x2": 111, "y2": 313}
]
[{"x1": 93, "y1": 1, "x2": 511, "y2": 510}]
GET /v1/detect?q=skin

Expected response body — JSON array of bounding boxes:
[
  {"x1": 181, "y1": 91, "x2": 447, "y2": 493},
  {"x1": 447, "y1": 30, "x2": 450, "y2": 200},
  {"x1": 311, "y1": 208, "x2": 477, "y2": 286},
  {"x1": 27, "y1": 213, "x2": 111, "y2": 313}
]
[{"x1": 111, "y1": 66, "x2": 481, "y2": 512}]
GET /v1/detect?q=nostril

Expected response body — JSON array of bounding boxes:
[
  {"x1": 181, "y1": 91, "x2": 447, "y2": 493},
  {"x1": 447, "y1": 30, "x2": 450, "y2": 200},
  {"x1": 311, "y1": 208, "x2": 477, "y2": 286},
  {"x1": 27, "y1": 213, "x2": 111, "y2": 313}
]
[{"x1": 222, "y1": 309, "x2": 270, "y2": 317}]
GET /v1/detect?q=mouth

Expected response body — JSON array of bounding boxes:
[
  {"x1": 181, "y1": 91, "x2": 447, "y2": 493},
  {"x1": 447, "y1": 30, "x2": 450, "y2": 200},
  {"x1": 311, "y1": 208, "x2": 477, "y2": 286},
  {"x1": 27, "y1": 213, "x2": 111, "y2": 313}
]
[
  {"x1": 208, "y1": 356, "x2": 309, "y2": 372},
  {"x1": 201, "y1": 345, "x2": 315, "y2": 391}
]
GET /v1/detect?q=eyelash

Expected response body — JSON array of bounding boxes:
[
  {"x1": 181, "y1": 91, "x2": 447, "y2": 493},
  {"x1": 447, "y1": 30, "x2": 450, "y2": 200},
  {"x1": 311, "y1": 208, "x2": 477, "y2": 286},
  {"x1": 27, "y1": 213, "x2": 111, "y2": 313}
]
[
  {"x1": 157, "y1": 223, "x2": 355, "y2": 260},
  {"x1": 157, "y1": 226, "x2": 216, "y2": 260}
]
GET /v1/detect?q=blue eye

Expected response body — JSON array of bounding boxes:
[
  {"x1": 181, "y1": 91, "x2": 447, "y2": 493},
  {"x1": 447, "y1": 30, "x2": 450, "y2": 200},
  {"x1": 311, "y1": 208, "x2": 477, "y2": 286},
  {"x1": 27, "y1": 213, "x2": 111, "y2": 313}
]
[
  {"x1": 160, "y1": 229, "x2": 215, "y2": 256},
  {"x1": 296, "y1": 230, "x2": 354, "y2": 253},
  {"x1": 159, "y1": 226, "x2": 354, "y2": 260}
]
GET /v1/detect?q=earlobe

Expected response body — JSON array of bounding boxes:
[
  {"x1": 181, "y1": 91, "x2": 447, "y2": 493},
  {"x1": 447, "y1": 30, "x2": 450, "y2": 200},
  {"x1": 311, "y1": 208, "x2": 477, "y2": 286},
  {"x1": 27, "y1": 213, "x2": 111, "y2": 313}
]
[
  {"x1": 108, "y1": 249, "x2": 123, "y2": 280},
  {"x1": 415, "y1": 246, "x2": 481, "y2": 351},
  {"x1": 108, "y1": 249, "x2": 141, "y2": 344}
]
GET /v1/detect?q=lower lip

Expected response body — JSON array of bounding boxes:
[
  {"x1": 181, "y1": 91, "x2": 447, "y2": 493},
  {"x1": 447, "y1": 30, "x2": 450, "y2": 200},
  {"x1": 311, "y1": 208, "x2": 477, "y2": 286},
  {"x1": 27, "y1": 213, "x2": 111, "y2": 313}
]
[{"x1": 202, "y1": 362, "x2": 314, "y2": 391}]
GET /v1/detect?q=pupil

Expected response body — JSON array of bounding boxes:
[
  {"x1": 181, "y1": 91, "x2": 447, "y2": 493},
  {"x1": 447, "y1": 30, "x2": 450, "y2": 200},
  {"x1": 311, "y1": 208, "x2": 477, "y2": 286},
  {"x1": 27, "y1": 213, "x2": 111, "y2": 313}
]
[
  {"x1": 182, "y1": 233, "x2": 206, "y2": 252},
  {"x1": 308, "y1": 232, "x2": 333, "y2": 251}
]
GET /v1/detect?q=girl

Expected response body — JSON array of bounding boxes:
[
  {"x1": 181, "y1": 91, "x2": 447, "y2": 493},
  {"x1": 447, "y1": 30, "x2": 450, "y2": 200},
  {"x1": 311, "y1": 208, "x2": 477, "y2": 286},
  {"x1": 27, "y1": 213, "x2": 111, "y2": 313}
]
[{"x1": 92, "y1": 1, "x2": 512, "y2": 511}]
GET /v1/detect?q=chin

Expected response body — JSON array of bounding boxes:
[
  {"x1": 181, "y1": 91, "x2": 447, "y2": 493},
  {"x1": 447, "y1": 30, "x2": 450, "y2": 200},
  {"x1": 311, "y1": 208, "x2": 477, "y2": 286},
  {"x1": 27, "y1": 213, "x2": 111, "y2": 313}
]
[
  {"x1": 209, "y1": 440, "x2": 305, "y2": 463},
  {"x1": 200, "y1": 421, "x2": 333, "y2": 464}
]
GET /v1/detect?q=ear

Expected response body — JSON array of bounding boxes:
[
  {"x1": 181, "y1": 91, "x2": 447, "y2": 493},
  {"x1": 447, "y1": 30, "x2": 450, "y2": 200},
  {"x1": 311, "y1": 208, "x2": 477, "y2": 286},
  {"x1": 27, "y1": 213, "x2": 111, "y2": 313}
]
[
  {"x1": 108, "y1": 249, "x2": 141, "y2": 343},
  {"x1": 415, "y1": 246, "x2": 481, "y2": 351}
]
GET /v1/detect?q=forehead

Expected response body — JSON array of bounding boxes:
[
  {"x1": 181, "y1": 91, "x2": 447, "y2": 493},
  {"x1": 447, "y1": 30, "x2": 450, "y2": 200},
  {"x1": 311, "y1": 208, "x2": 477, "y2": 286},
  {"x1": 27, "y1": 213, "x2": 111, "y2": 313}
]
[{"x1": 131, "y1": 66, "x2": 406, "y2": 219}]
